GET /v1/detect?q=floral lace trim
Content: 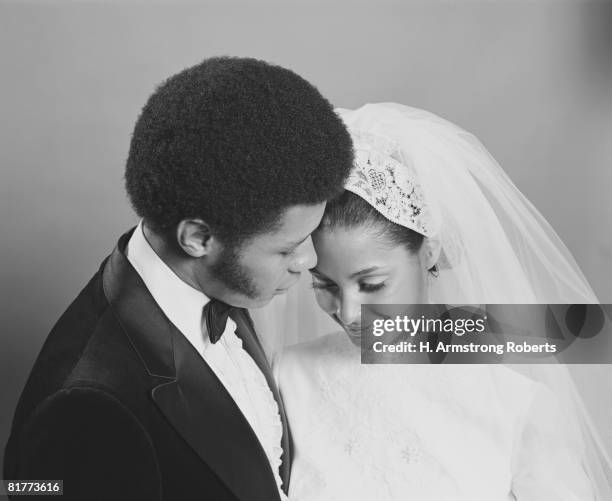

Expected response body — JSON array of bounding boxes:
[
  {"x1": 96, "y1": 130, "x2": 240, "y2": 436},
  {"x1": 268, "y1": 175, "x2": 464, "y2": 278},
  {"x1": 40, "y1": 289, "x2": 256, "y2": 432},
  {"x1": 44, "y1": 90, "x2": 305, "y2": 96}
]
[
  {"x1": 350, "y1": 128, "x2": 401, "y2": 157},
  {"x1": 347, "y1": 128, "x2": 434, "y2": 237}
]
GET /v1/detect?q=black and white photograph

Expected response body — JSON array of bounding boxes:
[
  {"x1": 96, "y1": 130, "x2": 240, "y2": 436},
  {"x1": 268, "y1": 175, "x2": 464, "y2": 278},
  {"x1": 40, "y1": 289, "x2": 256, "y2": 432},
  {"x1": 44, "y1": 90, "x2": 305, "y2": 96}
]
[{"x1": 1, "y1": 1, "x2": 611, "y2": 499}]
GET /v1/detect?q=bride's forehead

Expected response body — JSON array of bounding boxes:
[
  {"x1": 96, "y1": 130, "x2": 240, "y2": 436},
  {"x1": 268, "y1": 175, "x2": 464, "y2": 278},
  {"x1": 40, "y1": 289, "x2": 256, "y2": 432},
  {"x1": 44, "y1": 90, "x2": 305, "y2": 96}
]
[
  {"x1": 313, "y1": 227, "x2": 408, "y2": 266},
  {"x1": 314, "y1": 225, "x2": 379, "y2": 248}
]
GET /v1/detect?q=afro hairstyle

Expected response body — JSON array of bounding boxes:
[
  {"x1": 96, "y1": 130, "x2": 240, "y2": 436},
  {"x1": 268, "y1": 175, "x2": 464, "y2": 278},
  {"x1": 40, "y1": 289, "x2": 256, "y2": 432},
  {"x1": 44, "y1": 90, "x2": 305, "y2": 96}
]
[{"x1": 125, "y1": 56, "x2": 354, "y2": 246}]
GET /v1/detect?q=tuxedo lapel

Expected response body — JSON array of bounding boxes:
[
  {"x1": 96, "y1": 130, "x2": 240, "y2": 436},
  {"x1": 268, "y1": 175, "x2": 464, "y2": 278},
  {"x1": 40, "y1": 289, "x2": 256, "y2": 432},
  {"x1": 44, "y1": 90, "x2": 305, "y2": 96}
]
[
  {"x1": 152, "y1": 330, "x2": 282, "y2": 501},
  {"x1": 231, "y1": 310, "x2": 292, "y2": 492},
  {"x1": 103, "y1": 231, "x2": 282, "y2": 501}
]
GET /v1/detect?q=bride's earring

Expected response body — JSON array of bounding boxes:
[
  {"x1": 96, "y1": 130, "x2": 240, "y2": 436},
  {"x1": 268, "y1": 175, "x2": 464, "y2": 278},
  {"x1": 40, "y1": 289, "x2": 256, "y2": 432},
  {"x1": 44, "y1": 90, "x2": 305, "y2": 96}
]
[
  {"x1": 426, "y1": 264, "x2": 438, "y2": 304},
  {"x1": 429, "y1": 264, "x2": 439, "y2": 278}
]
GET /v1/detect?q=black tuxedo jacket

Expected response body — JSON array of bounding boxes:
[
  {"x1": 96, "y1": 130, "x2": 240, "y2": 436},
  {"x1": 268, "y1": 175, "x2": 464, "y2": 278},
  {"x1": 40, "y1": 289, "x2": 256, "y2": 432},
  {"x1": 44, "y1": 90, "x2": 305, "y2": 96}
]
[{"x1": 3, "y1": 230, "x2": 291, "y2": 500}]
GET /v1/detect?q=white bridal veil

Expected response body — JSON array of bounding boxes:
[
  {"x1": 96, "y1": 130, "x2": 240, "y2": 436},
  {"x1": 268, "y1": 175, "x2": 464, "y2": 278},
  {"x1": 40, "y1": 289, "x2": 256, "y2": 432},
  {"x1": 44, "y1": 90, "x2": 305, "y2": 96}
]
[{"x1": 251, "y1": 103, "x2": 612, "y2": 498}]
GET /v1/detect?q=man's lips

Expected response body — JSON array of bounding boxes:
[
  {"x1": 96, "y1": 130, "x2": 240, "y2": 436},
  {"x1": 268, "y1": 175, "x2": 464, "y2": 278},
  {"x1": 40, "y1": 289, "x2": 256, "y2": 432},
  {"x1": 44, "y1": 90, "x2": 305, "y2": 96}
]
[{"x1": 275, "y1": 275, "x2": 300, "y2": 293}]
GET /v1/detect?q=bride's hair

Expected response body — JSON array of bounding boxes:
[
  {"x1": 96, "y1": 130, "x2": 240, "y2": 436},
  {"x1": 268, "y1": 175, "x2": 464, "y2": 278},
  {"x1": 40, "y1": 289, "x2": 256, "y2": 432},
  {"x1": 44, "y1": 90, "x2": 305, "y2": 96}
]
[{"x1": 319, "y1": 190, "x2": 424, "y2": 253}]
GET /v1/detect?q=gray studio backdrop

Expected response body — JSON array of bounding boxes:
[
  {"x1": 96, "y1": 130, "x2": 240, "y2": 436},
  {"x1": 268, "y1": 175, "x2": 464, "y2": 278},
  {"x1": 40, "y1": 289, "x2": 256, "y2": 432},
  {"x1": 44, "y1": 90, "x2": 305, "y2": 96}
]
[{"x1": 1, "y1": 0, "x2": 611, "y2": 478}]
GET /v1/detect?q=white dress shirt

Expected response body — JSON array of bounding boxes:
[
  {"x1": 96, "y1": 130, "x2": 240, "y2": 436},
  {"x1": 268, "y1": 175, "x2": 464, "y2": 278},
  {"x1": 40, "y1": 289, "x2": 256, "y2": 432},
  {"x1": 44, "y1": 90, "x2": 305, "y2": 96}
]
[{"x1": 126, "y1": 222, "x2": 286, "y2": 499}]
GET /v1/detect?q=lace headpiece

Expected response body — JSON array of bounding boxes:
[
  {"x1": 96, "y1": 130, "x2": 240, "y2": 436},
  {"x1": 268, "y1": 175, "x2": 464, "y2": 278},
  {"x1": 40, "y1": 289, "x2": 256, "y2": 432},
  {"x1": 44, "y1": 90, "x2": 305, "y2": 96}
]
[{"x1": 345, "y1": 128, "x2": 434, "y2": 237}]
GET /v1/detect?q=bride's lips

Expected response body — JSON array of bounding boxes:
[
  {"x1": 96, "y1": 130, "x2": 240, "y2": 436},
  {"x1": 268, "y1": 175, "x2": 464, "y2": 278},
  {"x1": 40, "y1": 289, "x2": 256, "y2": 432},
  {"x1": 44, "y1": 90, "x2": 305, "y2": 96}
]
[{"x1": 342, "y1": 323, "x2": 372, "y2": 339}]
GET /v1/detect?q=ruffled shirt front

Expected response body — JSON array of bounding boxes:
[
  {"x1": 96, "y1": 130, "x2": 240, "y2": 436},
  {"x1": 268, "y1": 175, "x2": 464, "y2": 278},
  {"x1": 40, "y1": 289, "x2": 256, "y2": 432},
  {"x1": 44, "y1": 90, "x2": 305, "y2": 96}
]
[{"x1": 126, "y1": 222, "x2": 286, "y2": 499}]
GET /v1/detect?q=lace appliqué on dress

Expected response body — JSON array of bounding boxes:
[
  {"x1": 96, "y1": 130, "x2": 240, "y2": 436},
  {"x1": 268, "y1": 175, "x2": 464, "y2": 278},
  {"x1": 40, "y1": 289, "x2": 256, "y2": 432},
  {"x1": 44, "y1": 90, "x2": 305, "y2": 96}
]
[{"x1": 298, "y1": 334, "x2": 462, "y2": 499}]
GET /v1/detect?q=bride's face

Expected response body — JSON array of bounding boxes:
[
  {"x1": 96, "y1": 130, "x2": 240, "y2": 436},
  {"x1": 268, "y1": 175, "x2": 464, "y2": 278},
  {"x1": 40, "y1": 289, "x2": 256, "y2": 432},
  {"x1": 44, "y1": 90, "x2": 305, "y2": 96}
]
[{"x1": 311, "y1": 226, "x2": 429, "y2": 345}]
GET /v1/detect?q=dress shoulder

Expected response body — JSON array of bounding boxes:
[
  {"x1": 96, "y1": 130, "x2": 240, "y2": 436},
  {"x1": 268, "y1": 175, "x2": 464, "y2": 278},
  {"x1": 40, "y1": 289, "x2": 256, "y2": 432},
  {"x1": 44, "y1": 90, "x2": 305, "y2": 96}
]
[
  {"x1": 275, "y1": 332, "x2": 351, "y2": 393},
  {"x1": 283, "y1": 331, "x2": 347, "y2": 358}
]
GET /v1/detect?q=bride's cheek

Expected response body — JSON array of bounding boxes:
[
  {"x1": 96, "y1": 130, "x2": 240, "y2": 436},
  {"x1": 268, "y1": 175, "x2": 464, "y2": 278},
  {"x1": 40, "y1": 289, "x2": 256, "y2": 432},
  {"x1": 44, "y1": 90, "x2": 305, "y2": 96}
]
[{"x1": 315, "y1": 290, "x2": 334, "y2": 314}]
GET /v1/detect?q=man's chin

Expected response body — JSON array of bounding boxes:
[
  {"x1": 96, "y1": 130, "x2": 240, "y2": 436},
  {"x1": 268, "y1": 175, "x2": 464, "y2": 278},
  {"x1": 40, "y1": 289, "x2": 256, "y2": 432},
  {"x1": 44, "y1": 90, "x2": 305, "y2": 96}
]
[
  {"x1": 227, "y1": 280, "x2": 296, "y2": 309},
  {"x1": 238, "y1": 289, "x2": 285, "y2": 309}
]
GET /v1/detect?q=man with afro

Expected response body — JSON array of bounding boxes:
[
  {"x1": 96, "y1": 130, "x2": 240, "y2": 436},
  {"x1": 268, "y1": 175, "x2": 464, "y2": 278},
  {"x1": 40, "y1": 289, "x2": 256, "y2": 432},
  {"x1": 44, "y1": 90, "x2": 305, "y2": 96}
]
[{"x1": 4, "y1": 56, "x2": 354, "y2": 501}]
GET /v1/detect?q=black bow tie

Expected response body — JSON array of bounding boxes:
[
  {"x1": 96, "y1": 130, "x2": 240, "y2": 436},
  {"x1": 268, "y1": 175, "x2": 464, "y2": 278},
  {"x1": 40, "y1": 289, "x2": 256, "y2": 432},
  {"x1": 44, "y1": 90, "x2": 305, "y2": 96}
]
[{"x1": 203, "y1": 298, "x2": 236, "y2": 344}]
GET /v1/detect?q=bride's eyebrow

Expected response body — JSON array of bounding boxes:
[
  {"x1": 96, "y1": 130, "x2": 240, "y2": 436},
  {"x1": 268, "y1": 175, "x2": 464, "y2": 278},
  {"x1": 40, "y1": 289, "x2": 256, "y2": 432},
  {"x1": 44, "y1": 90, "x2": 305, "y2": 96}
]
[{"x1": 349, "y1": 266, "x2": 380, "y2": 279}]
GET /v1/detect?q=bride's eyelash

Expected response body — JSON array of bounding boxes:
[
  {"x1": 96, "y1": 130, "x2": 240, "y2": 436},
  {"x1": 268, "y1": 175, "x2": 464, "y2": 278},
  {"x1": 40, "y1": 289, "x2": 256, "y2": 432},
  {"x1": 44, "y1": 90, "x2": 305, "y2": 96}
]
[
  {"x1": 360, "y1": 282, "x2": 386, "y2": 293},
  {"x1": 310, "y1": 281, "x2": 335, "y2": 290},
  {"x1": 310, "y1": 281, "x2": 387, "y2": 293}
]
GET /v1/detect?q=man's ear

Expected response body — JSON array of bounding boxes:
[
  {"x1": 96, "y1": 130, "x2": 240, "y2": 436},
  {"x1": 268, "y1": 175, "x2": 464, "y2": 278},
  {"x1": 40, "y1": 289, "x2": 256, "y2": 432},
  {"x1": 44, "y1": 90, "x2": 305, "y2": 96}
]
[
  {"x1": 176, "y1": 219, "x2": 218, "y2": 258},
  {"x1": 420, "y1": 234, "x2": 442, "y2": 271}
]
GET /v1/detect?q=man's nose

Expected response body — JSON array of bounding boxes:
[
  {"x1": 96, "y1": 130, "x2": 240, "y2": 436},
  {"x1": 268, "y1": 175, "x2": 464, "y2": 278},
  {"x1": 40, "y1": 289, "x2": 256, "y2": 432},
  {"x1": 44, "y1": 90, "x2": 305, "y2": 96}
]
[{"x1": 288, "y1": 236, "x2": 317, "y2": 273}]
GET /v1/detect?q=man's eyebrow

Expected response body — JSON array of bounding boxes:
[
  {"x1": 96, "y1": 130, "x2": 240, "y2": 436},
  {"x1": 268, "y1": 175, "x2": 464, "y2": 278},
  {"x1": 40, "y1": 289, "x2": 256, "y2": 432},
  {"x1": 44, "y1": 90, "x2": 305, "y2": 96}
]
[
  {"x1": 349, "y1": 266, "x2": 380, "y2": 279},
  {"x1": 283, "y1": 234, "x2": 310, "y2": 249}
]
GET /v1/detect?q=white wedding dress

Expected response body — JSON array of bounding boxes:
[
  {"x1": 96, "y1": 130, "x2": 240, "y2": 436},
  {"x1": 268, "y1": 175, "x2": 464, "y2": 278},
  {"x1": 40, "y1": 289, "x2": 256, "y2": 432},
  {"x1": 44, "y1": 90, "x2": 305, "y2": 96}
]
[
  {"x1": 260, "y1": 103, "x2": 610, "y2": 500},
  {"x1": 278, "y1": 332, "x2": 594, "y2": 501}
]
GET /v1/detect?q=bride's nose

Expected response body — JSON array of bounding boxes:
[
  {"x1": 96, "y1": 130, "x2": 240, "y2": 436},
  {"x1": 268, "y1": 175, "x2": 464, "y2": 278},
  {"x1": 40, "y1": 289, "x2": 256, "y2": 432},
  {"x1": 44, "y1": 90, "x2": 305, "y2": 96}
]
[{"x1": 336, "y1": 293, "x2": 361, "y2": 326}]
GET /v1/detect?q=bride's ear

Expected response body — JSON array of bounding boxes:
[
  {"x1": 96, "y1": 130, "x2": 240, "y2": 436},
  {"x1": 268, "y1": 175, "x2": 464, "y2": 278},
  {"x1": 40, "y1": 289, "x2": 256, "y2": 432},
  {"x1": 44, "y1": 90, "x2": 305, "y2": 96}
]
[{"x1": 420, "y1": 235, "x2": 442, "y2": 271}]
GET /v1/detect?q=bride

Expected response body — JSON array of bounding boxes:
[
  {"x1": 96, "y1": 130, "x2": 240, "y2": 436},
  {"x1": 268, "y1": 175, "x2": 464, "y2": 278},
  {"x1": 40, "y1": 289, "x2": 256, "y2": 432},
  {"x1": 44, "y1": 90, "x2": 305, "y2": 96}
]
[{"x1": 270, "y1": 103, "x2": 612, "y2": 500}]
